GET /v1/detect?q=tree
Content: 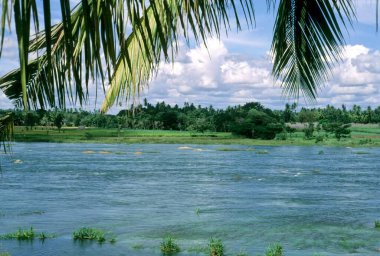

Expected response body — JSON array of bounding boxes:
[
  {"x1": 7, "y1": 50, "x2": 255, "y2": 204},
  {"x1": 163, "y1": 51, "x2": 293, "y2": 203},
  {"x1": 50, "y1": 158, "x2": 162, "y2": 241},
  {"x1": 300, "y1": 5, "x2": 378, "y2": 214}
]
[
  {"x1": 24, "y1": 111, "x2": 39, "y2": 129},
  {"x1": 53, "y1": 112, "x2": 64, "y2": 132},
  {"x1": 0, "y1": 0, "x2": 377, "y2": 143},
  {"x1": 231, "y1": 108, "x2": 283, "y2": 140}
]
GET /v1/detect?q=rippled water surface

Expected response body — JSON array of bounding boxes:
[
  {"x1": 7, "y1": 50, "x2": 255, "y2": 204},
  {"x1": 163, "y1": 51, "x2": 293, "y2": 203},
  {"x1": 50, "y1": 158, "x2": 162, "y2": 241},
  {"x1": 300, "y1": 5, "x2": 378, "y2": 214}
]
[{"x1": 1, "y1": 143, "x2": 380, "y2": 255}]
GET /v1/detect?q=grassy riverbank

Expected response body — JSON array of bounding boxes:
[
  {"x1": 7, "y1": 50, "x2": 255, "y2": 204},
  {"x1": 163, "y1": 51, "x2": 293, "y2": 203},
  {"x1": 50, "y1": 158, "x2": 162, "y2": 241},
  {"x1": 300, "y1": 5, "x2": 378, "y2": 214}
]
[{"x1": 13, "y1": 125, "x2": 380, "y2": 147}]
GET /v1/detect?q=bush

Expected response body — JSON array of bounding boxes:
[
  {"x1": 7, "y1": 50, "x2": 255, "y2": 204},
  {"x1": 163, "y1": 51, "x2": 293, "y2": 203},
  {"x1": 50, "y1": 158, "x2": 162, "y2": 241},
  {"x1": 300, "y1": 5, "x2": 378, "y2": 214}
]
[
  {"x1": 303, "y1": 122, "x2": 314, "y2": 139},
  {"x1": 160, "y1": 237, "x2": 180, "y2": 255},
  {"x1": 315, "y1": 135, "x2": 324, "y2": 143}
]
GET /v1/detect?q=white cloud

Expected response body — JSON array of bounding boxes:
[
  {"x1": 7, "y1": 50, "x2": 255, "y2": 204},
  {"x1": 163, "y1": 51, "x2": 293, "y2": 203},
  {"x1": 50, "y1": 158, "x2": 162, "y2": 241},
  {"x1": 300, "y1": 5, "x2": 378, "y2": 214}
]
[{"x1": 144, "y1": 41, "x2": 380, "y2": 110}]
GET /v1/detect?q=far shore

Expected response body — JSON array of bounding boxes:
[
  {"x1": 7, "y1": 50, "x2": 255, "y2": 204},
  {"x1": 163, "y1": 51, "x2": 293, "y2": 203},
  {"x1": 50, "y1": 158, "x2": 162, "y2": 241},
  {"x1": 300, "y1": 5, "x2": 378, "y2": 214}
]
[{"x1": 12, "y1": 125, "x2": 380, "y2": 148}]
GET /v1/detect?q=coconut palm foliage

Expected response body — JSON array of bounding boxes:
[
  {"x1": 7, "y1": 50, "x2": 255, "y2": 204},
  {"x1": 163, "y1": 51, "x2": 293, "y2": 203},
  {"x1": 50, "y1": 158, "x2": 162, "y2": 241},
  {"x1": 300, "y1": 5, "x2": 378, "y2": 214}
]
[
  {"x1": 0, "y1": 0, "x2": 378, "y2": 145},
  {"x1": 271, "y1": 0, "x2": 355, "y2": 99},
  {"x1": 0, "y1": 0, "x2": 255, "y2": 113}
]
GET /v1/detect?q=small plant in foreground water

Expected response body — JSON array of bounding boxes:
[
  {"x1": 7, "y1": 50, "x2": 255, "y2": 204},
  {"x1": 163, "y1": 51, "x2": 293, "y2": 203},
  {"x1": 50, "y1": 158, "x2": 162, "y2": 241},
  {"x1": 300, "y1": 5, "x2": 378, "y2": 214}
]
[
  {"x1": 265, "y1": 244, "x2": 283, "y2": 256},
  {"x1": 235, "y1": 250, "x2": 248, "y2": 256},
  {"x1": 208, "y1": 238, "x2": 224, "y2": 256},
  {"x1": 73, "y1": 227, "x2": 106, "y2": 243},
  {"x1": 0, "y1": 227, "x2": 54, "y2": 241},
  {"x1": 375, "y1": 221, "x2": 380, "y2": 228},
  {"x1": 160, "y1": 237, "x2": 180, "y2": 255}
]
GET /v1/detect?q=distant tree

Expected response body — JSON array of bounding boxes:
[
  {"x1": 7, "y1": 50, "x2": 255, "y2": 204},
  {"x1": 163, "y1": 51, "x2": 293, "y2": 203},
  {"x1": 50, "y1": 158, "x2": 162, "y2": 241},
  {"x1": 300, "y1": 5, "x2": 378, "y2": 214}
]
[
  {"x1": 187, "y1": 117, "x2": 213, "y2": 133},
  {"x1": 24, "y1": 111, "x2": 39, "y2": 129},
  {"x1": 231, "y1": 109, "x2": 283, "y2": 140},
  {"x1": 303, "y1": 122, "x2": 315, "y2": 139},
  {"x1": 322, "y1": 122, "x2": 351, "y2": 141},
  {"x1": 54, "y1": 112, "x2": 64, "y2": 132}
]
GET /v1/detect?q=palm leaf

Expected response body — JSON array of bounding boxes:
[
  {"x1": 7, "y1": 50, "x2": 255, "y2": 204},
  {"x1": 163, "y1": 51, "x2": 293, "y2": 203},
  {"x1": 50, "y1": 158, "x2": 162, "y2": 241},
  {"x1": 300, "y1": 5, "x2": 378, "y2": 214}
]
[
  {"x1": 0, "y1": 0, "x2": 255, "y2": 113},
  {"x1": 271, "y1": 0, "x2": 356, "y2": 99}
]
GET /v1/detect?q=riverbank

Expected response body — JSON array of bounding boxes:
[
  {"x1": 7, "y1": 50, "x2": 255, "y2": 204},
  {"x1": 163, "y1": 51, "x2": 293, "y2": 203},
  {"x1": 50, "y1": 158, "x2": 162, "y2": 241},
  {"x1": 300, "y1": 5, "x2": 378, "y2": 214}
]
[{"x1": 13, "y1": 125, "x2": 380, "y2": 147}]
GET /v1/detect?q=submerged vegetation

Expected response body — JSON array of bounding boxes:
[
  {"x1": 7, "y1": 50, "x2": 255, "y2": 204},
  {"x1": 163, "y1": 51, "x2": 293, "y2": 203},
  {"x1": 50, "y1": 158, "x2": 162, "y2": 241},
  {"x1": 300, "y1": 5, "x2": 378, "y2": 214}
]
[
  {"x1": 0, "y1": 227, "x2": 54, "y2": 241},
  {"x1": 160, "y1": 237, "x2": 181, "y2": 255},
  {"x1": 73, "y1": 227, "x2": 106, "y2": 243},
  {"x1": 265, "y1": 244, "x2": 283, "y2": 256},
  {"x1": 208, "y1": 238, "x2": 224, "y2": 256}
]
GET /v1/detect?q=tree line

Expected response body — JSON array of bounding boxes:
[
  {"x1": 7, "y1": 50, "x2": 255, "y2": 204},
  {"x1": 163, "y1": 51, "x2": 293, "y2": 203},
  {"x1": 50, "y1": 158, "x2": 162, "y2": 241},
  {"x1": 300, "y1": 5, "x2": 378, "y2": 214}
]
[{"x1": 2, "y1": 100, "x2": 380, "y2": 140}]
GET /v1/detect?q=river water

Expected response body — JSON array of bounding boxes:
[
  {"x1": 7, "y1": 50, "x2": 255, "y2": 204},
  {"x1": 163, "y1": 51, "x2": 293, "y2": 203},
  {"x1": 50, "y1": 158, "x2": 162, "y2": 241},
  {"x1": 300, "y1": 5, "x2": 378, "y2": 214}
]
[{"x1": 0, "y1": 143, "x2": 380, "y2": 255}]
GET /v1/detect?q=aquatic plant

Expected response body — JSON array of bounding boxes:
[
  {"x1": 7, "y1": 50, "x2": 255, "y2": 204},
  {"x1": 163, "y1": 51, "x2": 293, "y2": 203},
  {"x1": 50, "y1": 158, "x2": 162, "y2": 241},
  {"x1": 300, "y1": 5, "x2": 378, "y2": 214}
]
[
  {"x1": 375, "y1": 221, "x2": 380, "y2": 228},
  {"x1": 73, "y1": 227, "x2": 106, "y2": 243},
  {"x1": 353, "y1": 151, "x2": 370, "y2": 155},
  {"x1": 132, "y1": 244, "x2": 144, "y2": 250},
  {"x1": 208, "y1": 238, "x2": 224, "y2": 256},
  {"x1": 256, "y1": 150, "x2": 269, "y2": 154},
  {"x1": 160, "y1": 237, "x2": 180, "y2": 255},
  {"x1": 0, "y1": 227, "x2": 54, "y2": 241},
  {"x1": 0, "y1": 252, "x2": 11, "y2": 256},
  {"x1": 195, "y1": 208, "x2": 201, "y2": 216},
  {"x1": 265, "y1": 244, "x2": 283, "y2": 256},
  {"x1": 216, "y1": 148, "x2": 240, "y2": 151},
  {"x1": 235, "y1": 250, "x2": 248, "y2": 256}
]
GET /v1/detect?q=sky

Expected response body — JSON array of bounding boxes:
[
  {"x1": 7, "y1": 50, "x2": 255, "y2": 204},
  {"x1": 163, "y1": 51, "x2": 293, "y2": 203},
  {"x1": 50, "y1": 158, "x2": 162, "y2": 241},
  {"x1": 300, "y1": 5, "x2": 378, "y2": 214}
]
[{"x1": 0, "y1": 0, "x2": 379, "y2": 113}]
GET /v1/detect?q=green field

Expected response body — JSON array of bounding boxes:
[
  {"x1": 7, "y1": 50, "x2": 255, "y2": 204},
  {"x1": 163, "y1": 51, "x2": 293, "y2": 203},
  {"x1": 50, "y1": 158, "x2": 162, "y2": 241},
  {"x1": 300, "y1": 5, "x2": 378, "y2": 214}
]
[{"x1": 12, "y1": 124, "x2": 380, "y2": 147}]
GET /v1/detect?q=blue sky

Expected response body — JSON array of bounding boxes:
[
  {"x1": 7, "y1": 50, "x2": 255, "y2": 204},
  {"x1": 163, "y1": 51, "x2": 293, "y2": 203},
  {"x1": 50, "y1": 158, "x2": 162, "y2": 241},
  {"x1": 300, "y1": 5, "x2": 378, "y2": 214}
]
[{"x1": 0, "y1": 1, "x2": 379, "y2": 113}]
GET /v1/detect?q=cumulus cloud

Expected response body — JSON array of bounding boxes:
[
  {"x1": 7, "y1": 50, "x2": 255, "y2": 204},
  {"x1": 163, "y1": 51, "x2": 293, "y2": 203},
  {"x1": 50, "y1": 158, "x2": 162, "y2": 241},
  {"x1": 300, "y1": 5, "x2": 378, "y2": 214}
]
[
  {"x1": 319, "y1": 44, "x2": 380, "y2": 107},
  {"x1": 142, "y1": 38, "x2": 284, "y2": 109},
  {"x1": 143, "y1": 41, "x2": 380, "y2": 110},
  {"x1": 0, "y1": 29, "x2": 379, "y2": 112}
]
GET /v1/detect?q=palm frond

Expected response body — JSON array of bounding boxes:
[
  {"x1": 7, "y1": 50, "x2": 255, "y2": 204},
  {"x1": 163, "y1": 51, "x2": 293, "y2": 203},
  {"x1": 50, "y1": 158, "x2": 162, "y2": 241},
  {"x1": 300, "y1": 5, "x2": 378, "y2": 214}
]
[
  {"x1": 271, "y1": 0, "x2": 356, "y2": 100},
  {"x1": 0, "y1": 0, "x2": 255, "y2": 113}
]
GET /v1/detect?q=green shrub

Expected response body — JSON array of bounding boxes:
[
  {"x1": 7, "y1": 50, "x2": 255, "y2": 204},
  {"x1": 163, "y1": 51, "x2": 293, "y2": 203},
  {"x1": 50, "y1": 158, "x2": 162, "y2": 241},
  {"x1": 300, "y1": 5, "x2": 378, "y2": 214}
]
[
  {"x1": 265, "y1": 244, "x2": 283, "y2": 256},
  {"x1": 315, "y1": 135, "x2": 324, "y2": 143},
  {"x1": 73, "y1": 227, "x2": 106, "y2": 243},
  {"x1": 160, "y1": 237, "x2": 180, "y2": 255},
  {"x1": 208, "y1": 238, "x2": 224, "y2": 256}
]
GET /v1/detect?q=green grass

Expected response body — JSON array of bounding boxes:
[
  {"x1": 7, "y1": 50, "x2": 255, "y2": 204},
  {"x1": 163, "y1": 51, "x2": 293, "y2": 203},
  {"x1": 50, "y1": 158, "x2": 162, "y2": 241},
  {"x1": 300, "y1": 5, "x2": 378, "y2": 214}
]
[
  {"x1": 12, "y1": 124, "x2": 380, "y2": 147},
  {"x1": 73, "y1": 227, "x2": 107, "y2": 243},
  {"x1": 0, "y1": 252, "x2": 11, "y2": 256},
  {"x1": 208, "y1": 238, "x2": 224, "y2": 256},
  {"x1": 265, "y1": 244, "x2": 283, "y2": 256},
  {"x1": 0, "y1": 227, "x2": 54, "y2": 240},
  {"x1": 160, "y1": 237, "x2": 180, "y2": 255}
]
